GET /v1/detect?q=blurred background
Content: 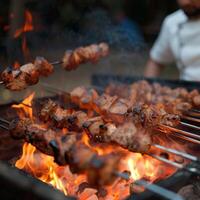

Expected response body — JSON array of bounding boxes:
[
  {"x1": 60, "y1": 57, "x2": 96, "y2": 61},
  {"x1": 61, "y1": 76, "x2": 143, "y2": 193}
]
[{"x1": 0, "y1": 0, "x2": 178, "y2": 102}]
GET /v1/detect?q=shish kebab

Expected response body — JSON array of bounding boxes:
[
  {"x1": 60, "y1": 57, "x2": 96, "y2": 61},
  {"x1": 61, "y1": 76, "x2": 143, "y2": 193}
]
[
  {"x1": 0, "y1": 117, "x2": 122, "y2": 187},
  {"x1": 1, "y1": 116, "x2": 200, "y2": 178},
  {"x1": 39, "y1": 99, "x2": 182, "y2": 153},
  {"x1": 0, "y1": 43, "x2": 109, "y2": 91},
  {"x1": 41, "y1": 86, "x2": 200, "y2": 144}
]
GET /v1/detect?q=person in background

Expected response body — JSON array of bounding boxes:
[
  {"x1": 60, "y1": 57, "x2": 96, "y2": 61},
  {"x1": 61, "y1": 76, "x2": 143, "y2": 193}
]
[{"x1": 144, "y1": 0, "x2": 200, "y2": 81}]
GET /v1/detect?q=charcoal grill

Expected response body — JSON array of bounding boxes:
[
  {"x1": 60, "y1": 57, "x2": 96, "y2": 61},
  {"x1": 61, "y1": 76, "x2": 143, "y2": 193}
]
[{"x1": 0, "y1": 75, "x2": 199, "y2": 200}]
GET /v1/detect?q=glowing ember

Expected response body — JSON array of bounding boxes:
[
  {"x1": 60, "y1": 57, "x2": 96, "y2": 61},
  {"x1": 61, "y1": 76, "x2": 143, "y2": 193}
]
[{"x1": 12, "y1": 92, "x2": 35, "y2": 119}]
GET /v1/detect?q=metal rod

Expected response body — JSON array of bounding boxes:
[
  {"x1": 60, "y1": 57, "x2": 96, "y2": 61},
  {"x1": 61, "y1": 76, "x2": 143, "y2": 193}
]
[
  {"x1": 153, "y1": 144, "x2": 200, "y2": 162},
  {"x1": 147, "y1": 153, "x2": 200, "y2": 175},
  {"x1": 0, "y1": 118, "x2": 10, "y2": 125},
  {"x1": 157, "y1": 127, "x2": 200, "y2": 144},
  {"x1": 180, "y1": 121, "x2": 200, "y2": 130},
  {"x1": 134, "y1": 179, "x2": 184, "y2": 200},
  {"x1": 182, "y1": 116, "x2": 200, "y2": 123},
  {"x1": 159, "y1": 124, "x2": 200, "y2": 140},
  {"x1": 115, "y1": 172, "x2": 184, "y2": 200},
  {"x1": 114, "y1": 171, "x2": 130, "y2": 181},
  {"x1": 50, "y1": 61, "x2": 63, "y2": 66},
  {"x1": 0, "y1": 124, "x2": 9, "y2": 130},
  {"x1": 190, "y1": 109, "x2": 200, "y2": 113},
  {"x1": 172, "y1": 132, "x2": 200, "y2": 145},
  {"x1": 186, "y1": 111, "x2": 200, "y2": 118}
]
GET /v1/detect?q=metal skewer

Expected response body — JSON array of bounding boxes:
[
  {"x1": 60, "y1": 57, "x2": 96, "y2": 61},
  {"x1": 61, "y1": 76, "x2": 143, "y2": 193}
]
[
  {"x1": 180, "y1": 121, "x2": 200, "y2": 130},
  {"x1": 159, "y1": 124, "x2": 200, "y2": 140},
  {"x1": 147, "y1": 153, "x2": 200, "y2": 175},
  {"x1": 186, "y1": 111, "x2": 200, "y2": 118},
  {"x1": 115, "y1": 173, "x2": 184, "y2": 200},
  {"x1": 0, "y1": 124, "x2": 9, "y2": 130},
  {"x1": 181, "y1": 116, "x2": 200, "y2": 123},
  {"x1": 153, "y1": 144, "x2": 200, "y2": 163}
]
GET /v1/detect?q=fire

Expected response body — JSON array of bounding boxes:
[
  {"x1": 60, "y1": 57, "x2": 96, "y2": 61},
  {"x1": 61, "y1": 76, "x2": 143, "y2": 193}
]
[
  {"x1": 15, "y1": 143, "x2": 67, "y2": 195},
  {"x1": 13, "y1": 9, "x2": 34, "y2": 61},
  {"x1": 14, "y1": 10, "x2": 33, "y2": 38},
  {"x1": 13, "y1": 61, "x2": 20, "y2": 69},
  {"x1": 13, "y1": 95, "x2": 182, "y2": 199},
  {"x1": 12, "y1": 92, "x2": 35, "y2": 119},
  {"x1": 127, "y1": 153, "x2": 175, "y2": 183}
]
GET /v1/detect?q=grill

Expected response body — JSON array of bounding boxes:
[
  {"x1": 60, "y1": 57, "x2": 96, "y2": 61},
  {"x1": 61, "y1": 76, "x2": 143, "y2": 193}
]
[{"x1": 0, "y1": 75, "x2": 199, "y2": 200}]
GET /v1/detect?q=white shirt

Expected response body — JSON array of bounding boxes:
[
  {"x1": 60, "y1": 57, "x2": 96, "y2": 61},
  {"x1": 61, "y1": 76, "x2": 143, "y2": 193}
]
[{"x1": 150, "y1": 10, "x2": 200, "y2": 81}]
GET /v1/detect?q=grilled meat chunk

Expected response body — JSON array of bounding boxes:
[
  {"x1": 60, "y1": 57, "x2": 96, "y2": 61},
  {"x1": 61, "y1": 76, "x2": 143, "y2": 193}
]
[
  {"x1": 70, "y1": 86, "x2": 99, "y2": 110},
  {"x1": 62, "y1": 43, "x2": 109, "y2": 70},
  {"x1": 34, "y1": 57, "x2": 54, "y2": 77},
  {"x1": 128, "y1": 104, "x2": 180, "y2": 128}
]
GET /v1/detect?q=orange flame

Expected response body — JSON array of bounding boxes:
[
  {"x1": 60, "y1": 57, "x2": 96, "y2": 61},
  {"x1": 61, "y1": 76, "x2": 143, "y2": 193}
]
[
  {"x1": 14, "y1": 10, "x2": 34, "y2": 38},
  {"x1": 13, "y1": 10, "x2": 34, "y2": 61},
  {"x1": 12, "y1": 92, "x2": 35, "y2": 119},
  {"x1": 15, "y1": 143, "x2": 67, "y2": 195},
  {"x1": 13, "y1": 61, "x2": 20, "y2": 69}
]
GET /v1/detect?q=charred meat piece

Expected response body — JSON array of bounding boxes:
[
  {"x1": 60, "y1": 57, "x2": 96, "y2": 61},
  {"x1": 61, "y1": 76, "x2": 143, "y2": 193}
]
[
  {"x1": 62, "y1": 43, "x2": 109, "y2": 70},
  {"x1": 1, "y1": 63, "x2": 39, "y2": 91},
  {"x1": 128, "y1": 104, "x2": 180, "y2": 128},
  {"x1": 20, "y1": 63, "x2": 40, "y2": 85},
  {"x1": 34, "y1": 57, "x2": 54, "y2": 77},
  {"x1": 93, "y1": 94, "x2": 131, "y2": 124},
  {"x1": 70, "y1": 86, "x2": 99, "y2": 110},
  {"x1": 9, "y1": 117, "x2": 32, "y2": 139},
  {"x1": 40, "y1": 100, "x2": 88, "y2": 130},
  {"x1": 84, "y1": 120, "x2": 152, "y2": 154}
]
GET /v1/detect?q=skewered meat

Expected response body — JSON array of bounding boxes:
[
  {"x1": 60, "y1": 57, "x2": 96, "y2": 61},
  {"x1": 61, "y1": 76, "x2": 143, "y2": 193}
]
[
  {"x1": 62, "y1": 43, "x2": 109, "y2": 70},
  {"x1": 71, "y1": 90, "x2": 131, "y2": 124},
  {"x1": 128, "y1": 104, "x2": 180, "y2": 128},
  {"x1": 8, "y1": 117, "x2": 122, "y2": 186},
  {"x1": 39, "y1": 99, "x2": 88, "y2": 131},
  {"x1": 9, "y1": 117, "x2": 32, "y2": 139},
  {"x1": 1, "y1": 65, "x2": 37, "y2": 91},
  {"x1": 1, "y1": 43, "x2": 109, "y2": 91},
  {"x1": 105, "y1": 80, "x2": 200, "y2": 114},
  {"x1": 1, "y1": 59, "x2": 50, "y2": 91},
  {"x1": 84, "y1": 122, "x2": 152, "y2": 153},
  {"x1": 34, "y1": 56, "x2": 54, "y2": 77},
  {"x1": 70, "y1": 86, "x2": 99, "y2": 110}
]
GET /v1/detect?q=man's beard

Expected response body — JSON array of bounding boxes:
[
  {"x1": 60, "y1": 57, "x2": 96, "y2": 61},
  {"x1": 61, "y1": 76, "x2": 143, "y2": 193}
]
[{"x1": 181, "y1": 6, "x2": 200, "y2": 18}]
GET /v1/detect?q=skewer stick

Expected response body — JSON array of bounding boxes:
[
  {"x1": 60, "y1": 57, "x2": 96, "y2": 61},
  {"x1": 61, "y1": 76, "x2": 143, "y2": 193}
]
[
  {"x1": 159, "y1": 124, "x2": 200, "y2": 140},
  {"x1": 180, "y1": 121, "x2": 200, "y2": 131},
  {"x1": 186, "y1": 111, "x2": 200, "y2": 118},
  {"x1": 153, "y1": 144, "x2": 200, "y2": 163},
  {"x1": 181, "y1": 116, "x2": 200, "y2": 123},
  {"x1": 147, "y1": 153, "x2": 200, "y2": 175},
  {"x1": 50, "y1": 61, "x2": 63, "y2": 66},
  {"x1": 0, "y1": 117, "x2": 10, "y2": 125},
  {"x1": 115, "y1": 173, "x2": 184, "y2": 200},
  {"x1": 191, "y1": 109, "x2": 200, "y2": 113},
  {"x1": 157, "y1": 127, "x2": 200, "y2": 145},
  {"x1": 0, "y1": 124, "x2": 9, "y2": 130}
]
